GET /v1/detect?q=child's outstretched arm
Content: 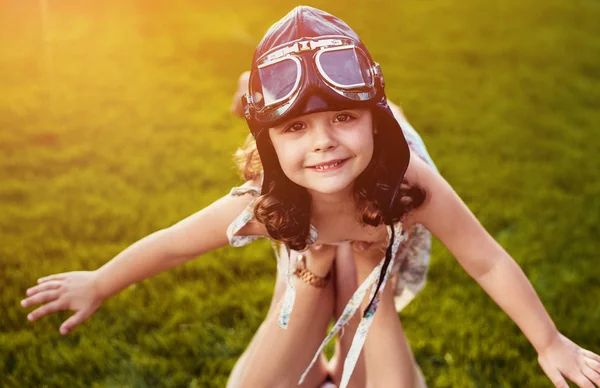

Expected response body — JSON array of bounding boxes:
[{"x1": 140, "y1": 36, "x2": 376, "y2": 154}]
[
  {"x1": 21, "y1": 188, "x2": 263, "y2": 335},
  {"x1": 403, "y1": 154, "x2": 600, "y2": 388}
]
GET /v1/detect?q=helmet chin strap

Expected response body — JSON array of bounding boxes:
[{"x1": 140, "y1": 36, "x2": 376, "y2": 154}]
[
  {"x1": 362, "y1": 156, "x2": 403, "y2": 316},
  {"x1": 363, "y1": 223, "x2": 395, "y2": 317}
]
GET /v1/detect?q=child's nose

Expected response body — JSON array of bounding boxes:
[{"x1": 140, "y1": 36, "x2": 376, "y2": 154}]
[{"x1": 312, "y1": 125, "x2": 337, "y2": 152}]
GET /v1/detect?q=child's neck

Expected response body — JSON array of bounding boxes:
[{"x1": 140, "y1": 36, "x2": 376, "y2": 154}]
[{"x1": 309, "y1": 188, "x2": 356, "y2": 219}]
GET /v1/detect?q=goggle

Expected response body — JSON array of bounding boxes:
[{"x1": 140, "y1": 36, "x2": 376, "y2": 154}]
[{"x1": 244, "y1": 37, "x2": 384, "y2": 126}]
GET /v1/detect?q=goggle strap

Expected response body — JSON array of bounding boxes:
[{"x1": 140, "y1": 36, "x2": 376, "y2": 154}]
[{"x1": 242, "y1": 93, "x2": 252, "y2": 120}]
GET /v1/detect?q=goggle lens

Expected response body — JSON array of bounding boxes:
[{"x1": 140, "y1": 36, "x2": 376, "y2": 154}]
[
  {"x1": 257, "y1": 58, "x2": 300, "y2": 107},
  {"x1": 317, "y1": 47, "x2": 372, "y2": 89}
]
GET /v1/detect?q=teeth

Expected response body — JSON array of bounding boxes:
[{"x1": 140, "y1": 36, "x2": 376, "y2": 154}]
[{"x1": 315, "y1": 160, "x2": 342, "y2": 170}]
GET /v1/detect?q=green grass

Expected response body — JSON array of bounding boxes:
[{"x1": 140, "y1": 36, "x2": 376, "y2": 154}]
[{"x1": 1, "y1": 0, "x2": 599, "y2": 386}]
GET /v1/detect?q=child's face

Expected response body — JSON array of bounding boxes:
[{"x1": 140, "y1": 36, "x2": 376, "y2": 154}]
[{"x1": 268, "y1": 108, "x2": 374, "y2": 196}]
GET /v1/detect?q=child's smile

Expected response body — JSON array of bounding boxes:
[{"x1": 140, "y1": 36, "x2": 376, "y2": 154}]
[
  {"x1": 269, "y1": 108, "x2": 374, "y2": 198},
  {"x1": 305, "y1": 157, "x2": 349, "y2": 172}
]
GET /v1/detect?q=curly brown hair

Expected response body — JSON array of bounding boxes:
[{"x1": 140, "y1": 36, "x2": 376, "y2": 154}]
[{"x1": 234, "y1": 124, "x2": 428, "y2": 251}]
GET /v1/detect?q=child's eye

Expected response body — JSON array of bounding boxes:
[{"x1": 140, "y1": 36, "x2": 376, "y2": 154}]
[
  {"x1": 283, "y1": 122, "x2": 305, "y2": 133},
  {"x1": 334, "y1": 113, "x2": 354, "y2": 123}
]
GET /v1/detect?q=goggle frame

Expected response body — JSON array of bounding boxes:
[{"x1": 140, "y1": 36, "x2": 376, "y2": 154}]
[{"x1": 245, "y1": 36, "x2": 384, "y2": 126}]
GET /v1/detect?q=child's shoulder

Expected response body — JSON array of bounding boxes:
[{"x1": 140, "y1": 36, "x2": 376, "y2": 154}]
[
  {"x1": 229, "y1": 175, "x2": 263, "y2": 197},
  {"x1": 401, "y1": 148, "x2": 439, "y2": 229},
  {"x1": 226, "y1": 177, "x2": 269, "y2": 242}
]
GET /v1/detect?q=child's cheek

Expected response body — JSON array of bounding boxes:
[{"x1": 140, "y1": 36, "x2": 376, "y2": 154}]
[
  {"x1": 276, "y1": 147, "x2": 304, "y2": 178},
  {"x1": 356, "y1": 132, "x2": 375, "y2": 159}
]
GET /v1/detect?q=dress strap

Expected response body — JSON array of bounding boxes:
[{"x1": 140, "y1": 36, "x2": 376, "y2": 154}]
[
  {"x1": 229, "y1": 184, "x2": 261, "y2": 197},
  {"x1": 278, "y1": 244, "x2": 296, "y2": 328},
  {"x1": 226, "y1": 185, "x2": 262, "y2": 247}
]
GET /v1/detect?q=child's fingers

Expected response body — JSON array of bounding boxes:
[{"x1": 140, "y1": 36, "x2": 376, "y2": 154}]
[
  {"x1": 26, "y1": 280, "x2": 61, "y2": 297},
  {"x1": 583, "y1": 350, "x2": 600, "y2": 364},
  {"x1": 308, "y1": 244, "x2": 335, "y2": 257},
  {"x1": 38, "y1": 274, "x2": 67, "y2": 284},
  {"x1": 351, "y1": 240, "x2": 387, "y2": 269},
  {"x1": 585, "y1": 358, "x2": 600, "y2": 373},
  {"x1": 538, "y1": 360, "x2": 568, "y2": 388},
  {"x1": 21, "y1": 288, "x2": 60, "y2": 309},
  {"x1": 59, "y1": 311, "x2": 86, "y2": 335},
  {"x1": 352, "y1": 241, "x2": 371, "y2": 251},
  {"x1": 563, "y1": 368, "x2": 595, "y2": 388},
  {"x1": 26, "y1": 300, "x2": 64, "y2": 322},
  {"x1": 581, "y1": 364, "x2": 600, "y2": 387}
]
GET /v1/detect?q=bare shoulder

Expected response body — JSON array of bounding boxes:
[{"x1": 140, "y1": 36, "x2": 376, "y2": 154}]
[{"x1": 400, "y1": 149, "x2": 440, "y2": 229}]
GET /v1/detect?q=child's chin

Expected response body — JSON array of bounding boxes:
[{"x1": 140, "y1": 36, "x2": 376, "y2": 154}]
[
  {"x1": 309, "y1": 181, "x2": 353, "y2": 196},
  {"x1": 285, "y1": 173, "x2": 354, "y2": 195}
]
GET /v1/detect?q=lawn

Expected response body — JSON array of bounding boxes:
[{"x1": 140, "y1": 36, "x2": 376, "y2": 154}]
[{"x1": 1, "y1": 0, "x2": 599, "y2": 386}]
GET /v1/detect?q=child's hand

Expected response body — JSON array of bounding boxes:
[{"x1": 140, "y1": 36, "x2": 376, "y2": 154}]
[
  {"x1": 302, "y1": 243, "x2": 336, "y2": 277},
  {"x1": 21, "y1": 271, "x2": 105, "y2": 335},
  {"x1": 537, "y1": 332, "x2": 600, "y2": 387}
]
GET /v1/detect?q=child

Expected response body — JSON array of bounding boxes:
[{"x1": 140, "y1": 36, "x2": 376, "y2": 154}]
[
  {"x1": 21, "y1": 6, "x2": 600, "y2": 388},
  {"x1": 229, "y1": 69, "x2": 436, "y2": 388}
]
